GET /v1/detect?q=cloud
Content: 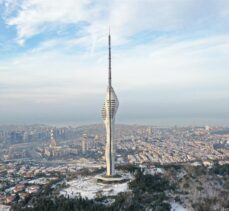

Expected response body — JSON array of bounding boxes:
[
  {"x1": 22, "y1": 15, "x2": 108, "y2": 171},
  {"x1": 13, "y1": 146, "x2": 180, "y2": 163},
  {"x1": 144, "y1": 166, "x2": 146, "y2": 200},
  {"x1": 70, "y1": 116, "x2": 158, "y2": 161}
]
[
  {"x1": 4, "y1": 0, "x2": 90, "y2": 44},
  {"x1": 2, "y1": 0, "x2": 229, "y2": 46},
  {"x1": 0, "y1": 33, "x2": 229, "y2": 121}
]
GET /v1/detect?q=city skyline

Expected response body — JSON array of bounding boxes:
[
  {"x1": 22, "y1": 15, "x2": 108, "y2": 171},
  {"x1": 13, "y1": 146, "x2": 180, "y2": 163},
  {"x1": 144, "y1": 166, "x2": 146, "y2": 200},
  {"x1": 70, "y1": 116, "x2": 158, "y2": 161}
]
[{"x1": 0, "y1": 0, "x2": 229, "y2": 125}]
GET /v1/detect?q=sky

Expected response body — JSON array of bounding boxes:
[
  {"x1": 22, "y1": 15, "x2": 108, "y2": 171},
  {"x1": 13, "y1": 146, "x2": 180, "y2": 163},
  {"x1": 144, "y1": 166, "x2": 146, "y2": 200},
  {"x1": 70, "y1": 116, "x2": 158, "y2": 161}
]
[{"x1": 0, "y1": 0, "x2": 229, "y2": 126}]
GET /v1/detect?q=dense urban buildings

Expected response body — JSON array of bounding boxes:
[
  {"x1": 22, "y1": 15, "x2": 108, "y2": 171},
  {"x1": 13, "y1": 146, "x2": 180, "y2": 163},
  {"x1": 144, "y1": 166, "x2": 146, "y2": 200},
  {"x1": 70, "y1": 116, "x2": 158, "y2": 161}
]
[
  {"x1": 0, "y1": 124, "x2": 229, "y2": 210},
  {"x1": 0, "y1": 124, "x2": 229, "y2": 164}
]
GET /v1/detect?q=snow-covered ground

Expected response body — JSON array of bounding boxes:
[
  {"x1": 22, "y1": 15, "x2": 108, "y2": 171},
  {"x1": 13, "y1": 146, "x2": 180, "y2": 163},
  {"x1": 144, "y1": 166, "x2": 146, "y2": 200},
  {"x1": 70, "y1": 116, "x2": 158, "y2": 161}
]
[
  {"x1": 28, "y1": 177, "x2": 47, "y2": 185},
  {"x1": 60, "y1": 175, "x2": 130, "y2": 199},
  {"x1": 170, "y1": 202, "x2": 187, "y2": 211},
  {"x1": 28, "y1": 177, "x2": 57, "y2": 185},
  {"x1": 4, "y1": 187, "x2": 14, "y2": 193},
  {"x1": 144, "y1": 167, "x2": 164, "y2": 175},
  {"x1": 191, "y1": 161, "x2": 201, "y2": 166},
  {"x1": 0, "y1": 204, "x2": 11, "y2": 211}
]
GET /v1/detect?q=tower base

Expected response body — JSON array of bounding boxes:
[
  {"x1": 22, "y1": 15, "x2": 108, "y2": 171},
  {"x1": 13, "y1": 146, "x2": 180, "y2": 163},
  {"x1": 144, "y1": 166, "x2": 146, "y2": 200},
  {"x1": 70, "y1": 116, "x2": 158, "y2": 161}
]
[{"x1": 96, "y1": 174, "x2": 129, "y2": 184}]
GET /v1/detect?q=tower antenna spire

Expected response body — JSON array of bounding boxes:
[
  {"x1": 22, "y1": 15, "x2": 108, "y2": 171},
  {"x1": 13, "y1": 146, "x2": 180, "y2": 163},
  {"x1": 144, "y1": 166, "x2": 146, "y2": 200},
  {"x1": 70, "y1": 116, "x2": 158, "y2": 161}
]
[{"x1": 108, "y1": 28, "x2": 111, "y2": 87}]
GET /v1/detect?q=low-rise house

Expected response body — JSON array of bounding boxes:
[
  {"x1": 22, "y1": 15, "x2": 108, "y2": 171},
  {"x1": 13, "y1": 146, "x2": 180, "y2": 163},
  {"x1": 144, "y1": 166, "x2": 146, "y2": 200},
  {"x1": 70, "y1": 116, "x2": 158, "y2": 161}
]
[
  {"x1": 19, "y1": 192, "x2": 29, "y2": 200},
  {"x1": 5, "y1": 195, "x2": 16, "y2": 204},
  {"x1": 14, "y1": 184, "x2": 25, "y2": 193},
  {"x1": 26, "y1": 185, "x2": 40, "y2": 194}
]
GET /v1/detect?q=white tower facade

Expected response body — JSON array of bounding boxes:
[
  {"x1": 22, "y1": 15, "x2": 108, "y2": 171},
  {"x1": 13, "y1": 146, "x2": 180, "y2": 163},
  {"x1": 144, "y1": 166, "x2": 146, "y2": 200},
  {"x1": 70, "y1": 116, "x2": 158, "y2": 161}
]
[
  {"x1": 49, "y1": 128, "x2": 57, "y2": 148},
  {"x1": 102, "y1": 33, "x2": 119, "y2": 176}
]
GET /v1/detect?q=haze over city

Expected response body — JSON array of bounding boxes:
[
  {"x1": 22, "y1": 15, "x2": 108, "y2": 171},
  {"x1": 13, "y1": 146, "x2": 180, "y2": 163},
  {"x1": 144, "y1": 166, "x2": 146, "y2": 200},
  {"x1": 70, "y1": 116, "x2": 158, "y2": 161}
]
[{"x1": 0, "y1": 0, "x2": 229, "y2": 125}]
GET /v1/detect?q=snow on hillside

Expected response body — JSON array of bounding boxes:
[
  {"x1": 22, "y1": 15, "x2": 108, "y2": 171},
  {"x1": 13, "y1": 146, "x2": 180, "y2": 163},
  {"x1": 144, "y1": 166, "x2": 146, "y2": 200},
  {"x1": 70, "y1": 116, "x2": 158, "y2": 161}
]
[
  {"x1": 60, "y1": 176, "x2": 129, "y2": 199},
  {"x1": 170, "y1": 202, "x2": 187, "y2": 211}
]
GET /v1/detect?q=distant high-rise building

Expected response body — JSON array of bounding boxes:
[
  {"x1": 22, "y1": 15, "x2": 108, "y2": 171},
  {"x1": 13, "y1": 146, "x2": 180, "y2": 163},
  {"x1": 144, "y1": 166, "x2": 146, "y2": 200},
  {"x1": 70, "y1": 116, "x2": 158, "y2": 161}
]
[
  {"x1": 93, "y1": 134, "x2": 99, "y2": 149},
  {"x1": 205, "y1": 125, "x2": 210, "y2": 131},
  {"x1": 49, "y1": 129, "x2": 57, "y2": 148},
  {"x1": 147, "y1": 127, "x2": 153, "y2": 137},
  {"x1": 81, "y1": 134, "x2": 88, "y2": 154},
  {"x1": 102, "y1": 32, "x2": 119, "y2": 176}
]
